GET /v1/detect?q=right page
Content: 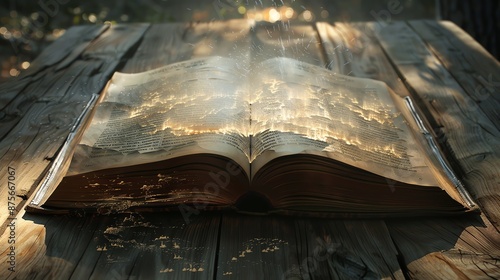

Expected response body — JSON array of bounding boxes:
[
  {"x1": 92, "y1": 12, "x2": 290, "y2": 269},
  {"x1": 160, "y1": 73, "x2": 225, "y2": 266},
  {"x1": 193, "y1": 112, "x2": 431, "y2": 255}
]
[{"x1": 249, "y1": 57, "x2": 445, "y2": 189}]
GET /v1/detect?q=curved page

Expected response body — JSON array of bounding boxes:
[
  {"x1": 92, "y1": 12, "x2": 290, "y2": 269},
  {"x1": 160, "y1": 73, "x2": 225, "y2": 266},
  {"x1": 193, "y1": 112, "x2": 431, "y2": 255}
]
[
  {"x1": 250, "y1": 57, "x2": 438, "y2": 187},
  {"x1": 68, "y1": 57, "x2": 251, "y2": 176}
]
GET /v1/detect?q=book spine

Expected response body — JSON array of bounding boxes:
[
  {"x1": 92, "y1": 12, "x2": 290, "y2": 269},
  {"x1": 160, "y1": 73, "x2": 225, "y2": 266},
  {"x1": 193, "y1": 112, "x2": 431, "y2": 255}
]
[{"x1": 30, "y1": 94, "x2": 100, "y2": 206}]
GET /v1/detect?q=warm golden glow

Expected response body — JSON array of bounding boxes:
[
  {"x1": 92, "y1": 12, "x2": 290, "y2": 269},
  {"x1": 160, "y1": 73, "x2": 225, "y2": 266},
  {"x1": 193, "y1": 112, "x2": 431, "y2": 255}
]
[
  {"x1": 302, "y1": 10, "x2": 313, "y2": 22},
  {"x1": 105, "y1": 66, "x2": 405, "y2": 161},
  {"x1": 9, "y1": 68, "x2": 19, "y2": 77},
  {"x1": 238, "y1": 6, "x2": 246, "y2": 15},
  {"x1": 87, "y1": 57, "x2": 411, "y2": 168},
  {"x1": 245, "y1": 6, "x2": 298, "y2": 22},
  {"x1": 21, "y1": 61, "x2": 30, "y2": 69},
  {"x1": 269, "y1": 8, "x2": 281, "y2": 23}
]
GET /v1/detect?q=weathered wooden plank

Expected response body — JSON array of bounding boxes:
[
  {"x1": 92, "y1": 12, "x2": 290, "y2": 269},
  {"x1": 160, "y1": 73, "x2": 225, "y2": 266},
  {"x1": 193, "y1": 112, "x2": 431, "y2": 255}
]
[
  {"x1": 0, "y1": 24, "x2": 148, "y2": 237},
  {"x1": 0, "y1": 213, "x2": 102, "y2": 279},
  {"x1": 121, "y1": 20, "x2": 252, "y2": 73},
  {"x1": 0, "y1": 79, "x2": 31, "y2": 127},
  {"x1": 408, "y1": 20, "x2": 500, "y2": 130},
  {"x1": 24, "y1": 25, "x2": 109, "y2": 76},
  {"x1": 208, "y1": 21, "x2": 330, "y2": 279},
  {"x1": 371, "y1": 21, "x2": 500, "y2": 230},
  {"x1": 294, "y1": 219, "x2": 404, "y2": 280},
  {"x1": 68, "y1": 214, "x2": 219, "y2": 279},
  {"x1": 2, "y1": 20, "x2": 255, "y2": 278},
  {"x1": 0, "y1": 212, "x2": 220, "y2": 279},
  {"x1": 75, "y1": 20, "x2": 256, "y2": 278},
  {"x1": 317, "y1": 20, "x2": 486, "y2": 151},
  {"x1": 0, "y1": 25, "x2": 107, "y2": 141},
  {"x1": 0, "y1": 209, "x2": 50, "y2": 278},
  {"x1": 316, "y1": 22, "x2": 410, "y2": 96},
  {"x1": 216, "y1": 214, "x2": 299, "y2": 279},
  {"x1": 316, "y1": 22, "x2": 353, "y2": 75},
  {"x1": 1, "y1": 20, "x2": 498, "y2": 280},
  {"x1": 119, "y1": 23, "x2": 187, "y2": 72},
  {"x1": 0, "y1": 62, "x2": 90, "y2": 141},
  {"x1": 0, "y1": 62, "x2": 101, "y2": 235},
  {"x1": 387, "y1": 214, "x2": 500, "y2": 279},
  {"x1": 5, "y1": 20, "x2": 252, "y2": 278},
  {"x1": 251, "y1": 21, "x2": 326, "y2": 66},
  {"x1": 65, "y1": 215, "x2": 131, "y2": 280},
  {"x1": 127, "y1": 214, "x2": 219, "y2": 279},
  {"x1": 83, "y1": 23, "x2": 150, "y2": 83},
  {"x1": 120, "y1": 20, "x2": 256, "y2": 279},
  {"x1": 317, "y1": 21, "x2": 500, "y2": 279}
]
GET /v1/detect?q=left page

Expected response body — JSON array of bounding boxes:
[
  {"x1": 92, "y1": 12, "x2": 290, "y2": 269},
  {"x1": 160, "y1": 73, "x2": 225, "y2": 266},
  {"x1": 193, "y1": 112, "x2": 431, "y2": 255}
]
[{"x1": 68, "y1": 57, "x2": 251, "y2": 176}]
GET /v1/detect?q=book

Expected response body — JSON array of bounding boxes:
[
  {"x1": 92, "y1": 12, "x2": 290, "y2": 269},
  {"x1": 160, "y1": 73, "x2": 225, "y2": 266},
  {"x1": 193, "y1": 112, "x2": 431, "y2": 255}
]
[{"x1": 28, "y1": 56, "x2": 477, "y2": 217}]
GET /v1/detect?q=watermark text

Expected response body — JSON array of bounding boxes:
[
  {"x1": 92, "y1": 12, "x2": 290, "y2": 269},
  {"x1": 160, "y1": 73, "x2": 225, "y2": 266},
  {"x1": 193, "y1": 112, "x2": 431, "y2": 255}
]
[{"x1": 6, "y1": 166, "x2": 17, "y2": 273}]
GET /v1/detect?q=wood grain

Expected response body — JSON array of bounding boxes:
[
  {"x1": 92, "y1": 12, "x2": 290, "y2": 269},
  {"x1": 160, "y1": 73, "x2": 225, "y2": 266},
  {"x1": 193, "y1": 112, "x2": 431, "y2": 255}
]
[
  {"x1": 1, "y1": 20, "x2": 254, "y2": 279},
  {"x1": 295, "y1": 219, "x2": 404, "y2": 279},
  {"x1": 0, "y1": 20, "x2": 499, "y2": 280},
  {"x1": 0, "y1": 25, "x2": 107, "y2": 142},
  {"x1": 217, "y1": 215, "x2": 299, "y2": 279},
  {"x1": 316, "y1": 22, "x2": 411, "y2": 96},
  {"x1": 387, "y1": 214, "x2": 500, "y2": 279},
  {"x1": 317, "y1": 21, "x2": 500, "y2": 278},
  {"x1": 121, "y1": 20, "x2": 252, "y2": 73},
  {"x1": 75, "y1": 214, "x2": 219, "y2": 279},
  {"x1": 24, "y1": 25, "x2": 109, "y2": 76},
  {"x1": 251, "y1": 21, "x2": 326, "y2": 66},
  {"x1": 371, "y1": 21, "x2": 500, "y2": 230},
  {"x1": 0, "y1": 24, "x2": 148, "y2": 238},
  {"x1": 0, "y1": 212, "x2": 219, "y2": 279},
  {"x1": 408, "y1": 20, "x2": 500, "y2": 130}
]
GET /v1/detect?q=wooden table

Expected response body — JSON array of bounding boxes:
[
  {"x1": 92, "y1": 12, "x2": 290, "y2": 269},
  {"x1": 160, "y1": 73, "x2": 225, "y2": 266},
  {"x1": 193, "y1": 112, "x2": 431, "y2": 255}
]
[{"x1": 0, "y1": 20, "x2": 499, "y2": 279}]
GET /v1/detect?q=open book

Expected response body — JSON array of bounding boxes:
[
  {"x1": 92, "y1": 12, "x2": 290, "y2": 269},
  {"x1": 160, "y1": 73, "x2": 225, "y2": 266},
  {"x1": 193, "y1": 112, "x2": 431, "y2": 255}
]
[{"x1": 28, "y1": 56, "x2": 477, "y2": 217}]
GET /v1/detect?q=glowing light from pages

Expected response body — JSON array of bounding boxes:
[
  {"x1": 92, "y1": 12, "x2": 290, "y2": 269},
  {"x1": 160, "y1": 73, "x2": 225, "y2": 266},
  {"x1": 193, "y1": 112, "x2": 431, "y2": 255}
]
[{"x1": 99, "y1": 64, "x2": 406, "y2": 162}]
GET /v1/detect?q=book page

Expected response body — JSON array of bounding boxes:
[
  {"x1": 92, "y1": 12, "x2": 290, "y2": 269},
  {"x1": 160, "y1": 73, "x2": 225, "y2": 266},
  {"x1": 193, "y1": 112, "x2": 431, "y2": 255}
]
[
  {"x1": 250, "y1": 57, "x2": 438, "y2": 186},
  {"x1": 67, "y1": 57, "x2": 251, "y2": 176}
]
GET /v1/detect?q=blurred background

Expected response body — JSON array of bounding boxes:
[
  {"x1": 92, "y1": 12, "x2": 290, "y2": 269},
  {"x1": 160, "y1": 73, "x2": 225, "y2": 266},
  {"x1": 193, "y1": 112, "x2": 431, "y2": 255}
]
[{"x1": 0, "y1": 0, "x2": 498, "y2": 83}]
